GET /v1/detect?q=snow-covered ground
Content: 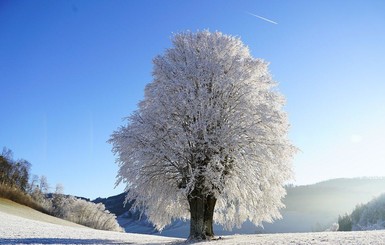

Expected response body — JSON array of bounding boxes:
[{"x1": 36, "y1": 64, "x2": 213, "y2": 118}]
[
  {"x1": 0, "y1": 210, "x2": 181, "y2": 244},
  {"x1": 2, "y1": 199, "x2": 385, "y2": 244},
  {"x1": 3, "y1": 210, "x2": 385, "y2": 245}
]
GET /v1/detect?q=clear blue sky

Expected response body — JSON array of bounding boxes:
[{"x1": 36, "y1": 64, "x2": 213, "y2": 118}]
[{"x1": 1, "y1": 0, "x2": 385, "y2": 199}]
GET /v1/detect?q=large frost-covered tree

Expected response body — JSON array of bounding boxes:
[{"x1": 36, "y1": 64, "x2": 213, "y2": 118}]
[{"x1": 110, "y1": 31, "x2": 295, "y2": 240}]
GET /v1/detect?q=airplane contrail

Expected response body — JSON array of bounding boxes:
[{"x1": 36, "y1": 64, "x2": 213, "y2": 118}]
[{"x1": 247, "y1": 12, "x2": 278, "y2": 25}]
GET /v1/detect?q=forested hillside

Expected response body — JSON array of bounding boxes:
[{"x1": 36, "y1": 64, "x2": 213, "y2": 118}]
[
  {"x1": 338, "y1": 193, "x2": 385, "y2": 231},
  {"x1": 259, "y1": 178, "x2": 385, "y2": 233}
]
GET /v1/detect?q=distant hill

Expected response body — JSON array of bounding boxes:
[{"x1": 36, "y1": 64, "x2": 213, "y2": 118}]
[
  {"x1": 260, "y1": 177, "x2": 385, "y2": 233},
  {"x1": 285, "y1": 177, "x2": 385, "y2": 213},
  {"x1": 93, "y1": 192, "x2": 129, "y2": 217},
  {"x1": 93, "y1": 177, "x2": 385, "y2": 237},
  {"x1": 93, "y1": 192, "x2": 165, "y2": 235}
]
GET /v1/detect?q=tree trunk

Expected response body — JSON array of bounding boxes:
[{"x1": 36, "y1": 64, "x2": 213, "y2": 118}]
[
  {"x1": 188, "y1": 193, "x2": 206, "y2": 241},
  {"x1": 204, "y1": 195, "x2": 217, "y2": 238},
  {"x1": 188, "y1": 192, "x2": 217, "y2": 241}
]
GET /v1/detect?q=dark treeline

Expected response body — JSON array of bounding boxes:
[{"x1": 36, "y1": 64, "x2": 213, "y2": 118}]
[
  {"x1": 0, "y1": 147, "x2": 31, "y2": 192},
  {"x1": 0, "y1": 147, "x2": 46, "y2": 212}
]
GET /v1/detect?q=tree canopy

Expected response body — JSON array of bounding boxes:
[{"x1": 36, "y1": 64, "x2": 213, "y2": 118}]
[{"x1": 110, "y1": 31, "x2": 295, "y2": 240}]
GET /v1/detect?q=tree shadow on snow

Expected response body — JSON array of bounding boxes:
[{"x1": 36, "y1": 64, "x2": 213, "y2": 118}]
[
  {"x1": 0, "y1": 238, "x2": 134, "y2": 245},
  {"x1": 167, "y1": 236, "x2": 229, "y2": 244}
]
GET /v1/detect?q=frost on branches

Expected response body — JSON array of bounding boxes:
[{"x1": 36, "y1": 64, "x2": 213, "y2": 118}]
[{"x1": 109, "y1": 31, "x2": 295, "y2": 241}]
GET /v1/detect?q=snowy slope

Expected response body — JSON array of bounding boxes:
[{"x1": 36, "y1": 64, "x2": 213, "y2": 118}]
[
  {"x1": 0, "y1": 198, "x2": 83, "y2": 228},
  {"x1": 0, "y1": 207, "x2": 182, "y2": 244}
]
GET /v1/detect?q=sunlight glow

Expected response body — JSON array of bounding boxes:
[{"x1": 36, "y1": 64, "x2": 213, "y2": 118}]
[{"x1": 350, "y1": 134, "x2": 362, "y2": 143}]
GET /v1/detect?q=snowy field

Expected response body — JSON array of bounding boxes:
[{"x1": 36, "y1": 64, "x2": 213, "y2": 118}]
[
  {"x1": 0, "y1": 210, "x2": 181, "y2": 244},
  {"x1": 3, "y1": 211, "x2": 385, "y2": 245},
  {"x1": 2, "y1": 199, "x2": 385, "y2": 244}
]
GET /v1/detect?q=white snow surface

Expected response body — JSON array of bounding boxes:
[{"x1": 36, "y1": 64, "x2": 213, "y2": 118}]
[
  {"x1": 0, "y1": 210, "x2": 181, "y2": 244},
  {"x1": 2, "y1": 209, "x2": 385, "y2": 244}
]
